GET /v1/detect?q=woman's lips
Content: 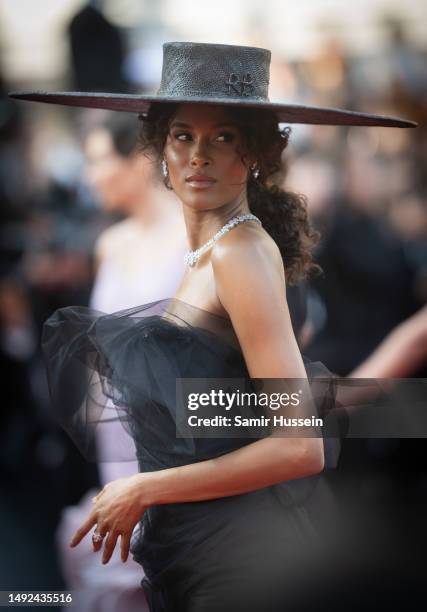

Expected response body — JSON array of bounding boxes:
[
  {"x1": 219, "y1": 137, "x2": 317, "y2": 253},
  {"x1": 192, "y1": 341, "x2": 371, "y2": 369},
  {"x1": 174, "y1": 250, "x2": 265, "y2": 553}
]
[{"x1": 185, "y1": 175, "x2": 216, "y2": 189}]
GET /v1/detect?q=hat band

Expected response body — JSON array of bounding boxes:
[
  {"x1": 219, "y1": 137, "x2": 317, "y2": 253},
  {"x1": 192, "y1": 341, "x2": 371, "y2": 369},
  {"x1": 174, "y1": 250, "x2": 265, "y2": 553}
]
[{"x1": 157, "y1": 71, "x2": 269, "y2": 101}]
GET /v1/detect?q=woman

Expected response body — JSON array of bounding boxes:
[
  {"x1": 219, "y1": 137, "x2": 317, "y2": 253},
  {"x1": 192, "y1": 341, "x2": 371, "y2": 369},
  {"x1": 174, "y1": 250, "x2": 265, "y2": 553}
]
[{"x1": 11, "y1": 42, "x2": 416, "y2": 611}]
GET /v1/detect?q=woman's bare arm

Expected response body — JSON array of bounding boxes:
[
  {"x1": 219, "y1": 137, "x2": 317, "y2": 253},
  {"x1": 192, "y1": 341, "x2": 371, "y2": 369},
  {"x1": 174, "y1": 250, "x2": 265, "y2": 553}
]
[
  {"x1": 328, "y1": 304, "x2": 427, "y2": 410},
  {"x1": 78, "y1": 421, "x2": 323, "y2": 564},
  {"x1": 350, "y1": 303, "x2": 427, "y2": 378}
]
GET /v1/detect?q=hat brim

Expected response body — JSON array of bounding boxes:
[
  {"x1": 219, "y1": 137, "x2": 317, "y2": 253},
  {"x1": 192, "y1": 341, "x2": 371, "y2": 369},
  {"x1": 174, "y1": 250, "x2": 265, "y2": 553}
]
[{"x1": 8, "y1": 91, "x2": 417, "y2": 128}]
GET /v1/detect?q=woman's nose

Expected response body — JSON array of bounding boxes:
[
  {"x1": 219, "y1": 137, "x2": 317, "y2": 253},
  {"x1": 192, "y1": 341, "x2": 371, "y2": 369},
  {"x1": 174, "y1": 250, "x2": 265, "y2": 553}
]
[
  {"x1": 190, "y1": 156, "x2": 209, "y2": 168},
  {"x1": 190, "y1": 140, "x2": 210, "y2": 167}
]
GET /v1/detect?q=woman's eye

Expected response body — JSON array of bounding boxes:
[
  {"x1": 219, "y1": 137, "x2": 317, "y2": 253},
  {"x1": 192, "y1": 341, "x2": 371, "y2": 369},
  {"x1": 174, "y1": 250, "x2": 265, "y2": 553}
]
[
  {"x1": 216, "y1": 132, "x2": 235, "y2": 142},
  {"x1": 171, "y1": 131, "x2": 235, "y2": 143},
  {"x1": 174, "y1": 132, "x2": 192, "y2": 141}
]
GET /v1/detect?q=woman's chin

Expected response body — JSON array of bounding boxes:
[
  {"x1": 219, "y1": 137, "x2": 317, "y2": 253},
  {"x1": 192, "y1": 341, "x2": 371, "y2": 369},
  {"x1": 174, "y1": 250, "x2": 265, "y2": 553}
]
[
  {"x1": 178, "y1": 193, "x2": 223, "y2": 211},
  {"x1": 177, "y1": 189, "x2": 244, "y2": 212}
]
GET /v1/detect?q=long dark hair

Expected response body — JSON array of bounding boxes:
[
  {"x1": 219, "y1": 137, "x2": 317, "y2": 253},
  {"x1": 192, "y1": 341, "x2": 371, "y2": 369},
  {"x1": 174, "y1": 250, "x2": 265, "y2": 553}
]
[{"x1": 137, "y1": 103, "x2": 321, "y2": 284}]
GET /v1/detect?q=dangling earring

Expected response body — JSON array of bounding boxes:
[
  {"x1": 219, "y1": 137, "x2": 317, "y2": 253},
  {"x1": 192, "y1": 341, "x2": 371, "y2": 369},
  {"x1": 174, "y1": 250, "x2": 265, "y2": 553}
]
[
  {"x1": 161, "y1": 159, "x2": 168, "y2": 178},
  {"x1": 250, "y1": 163, "x2": 260, "y2": 180},
  {"x1": 161, "y1": 158, "x2": 173, "y2": 190}
]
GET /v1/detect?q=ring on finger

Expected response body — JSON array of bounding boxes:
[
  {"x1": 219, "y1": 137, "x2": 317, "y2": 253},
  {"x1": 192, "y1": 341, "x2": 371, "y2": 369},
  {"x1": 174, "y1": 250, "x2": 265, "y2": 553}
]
[{"x1": 92, "y1": 532, "x2": 106, "y2": 544}]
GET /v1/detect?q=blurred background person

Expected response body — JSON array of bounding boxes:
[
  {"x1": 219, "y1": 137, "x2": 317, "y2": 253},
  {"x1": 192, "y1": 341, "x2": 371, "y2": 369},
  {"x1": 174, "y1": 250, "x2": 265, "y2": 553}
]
[
  {"x1": 83, "y1": 111, "x2": 186, "y2": 314},
  {"x1": 55, "y1": 110, "x2": 187, "y2": 612}
]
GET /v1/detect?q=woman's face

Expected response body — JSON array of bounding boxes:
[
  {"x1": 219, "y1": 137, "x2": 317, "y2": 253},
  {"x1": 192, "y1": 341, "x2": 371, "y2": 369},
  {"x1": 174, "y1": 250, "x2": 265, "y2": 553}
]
[
  {"x1": 84, "y1": 128, "x2": 141, "y2": 212},
  {"x1": 163, "y1": 104, "x2": 252, "y2": 211}
]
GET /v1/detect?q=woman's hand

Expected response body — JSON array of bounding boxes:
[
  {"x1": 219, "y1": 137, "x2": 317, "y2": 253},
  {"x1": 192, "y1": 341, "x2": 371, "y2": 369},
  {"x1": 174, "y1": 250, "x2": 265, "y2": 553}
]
[{"x1": 70, "y1": 474, "x2": 148, "y2": 564}]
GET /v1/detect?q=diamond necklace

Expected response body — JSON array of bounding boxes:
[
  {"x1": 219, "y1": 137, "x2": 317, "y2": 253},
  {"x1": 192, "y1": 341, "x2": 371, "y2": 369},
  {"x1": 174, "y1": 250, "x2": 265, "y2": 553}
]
[{"x1": 184, "y1": 213, "x2": 262, "y2": 267}]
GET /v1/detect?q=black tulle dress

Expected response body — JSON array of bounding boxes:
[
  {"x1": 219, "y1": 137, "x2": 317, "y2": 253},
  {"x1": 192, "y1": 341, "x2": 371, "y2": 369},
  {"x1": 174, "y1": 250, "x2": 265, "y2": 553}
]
[{"x1": 42, "y1": 298, "x2": 338, "y2": 612}]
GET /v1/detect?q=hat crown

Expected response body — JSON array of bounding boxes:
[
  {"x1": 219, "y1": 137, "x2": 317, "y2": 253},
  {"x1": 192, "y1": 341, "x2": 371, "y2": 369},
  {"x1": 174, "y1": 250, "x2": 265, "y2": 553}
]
[{"x1": 157, "y1": 42, "x2": 271, "y2": 102}]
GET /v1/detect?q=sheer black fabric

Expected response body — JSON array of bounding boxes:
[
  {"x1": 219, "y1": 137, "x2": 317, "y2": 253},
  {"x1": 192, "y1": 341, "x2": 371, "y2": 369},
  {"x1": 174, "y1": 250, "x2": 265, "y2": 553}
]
[{"x1": 42, "y1": 298, "x2": 339, "y2": 612}]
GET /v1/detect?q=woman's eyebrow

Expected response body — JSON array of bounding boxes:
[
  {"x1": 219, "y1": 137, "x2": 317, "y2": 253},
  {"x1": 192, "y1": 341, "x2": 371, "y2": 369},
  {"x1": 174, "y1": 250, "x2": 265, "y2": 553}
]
[{"x1": 169, "y1": 121, "x2": 190, "y2": 128}]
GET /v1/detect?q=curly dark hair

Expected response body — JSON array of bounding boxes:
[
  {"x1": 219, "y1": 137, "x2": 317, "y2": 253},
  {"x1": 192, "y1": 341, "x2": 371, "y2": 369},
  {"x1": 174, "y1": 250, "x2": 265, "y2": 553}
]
[{"x1": 137, "y1": 103, "x2": 321, "y2": 284}]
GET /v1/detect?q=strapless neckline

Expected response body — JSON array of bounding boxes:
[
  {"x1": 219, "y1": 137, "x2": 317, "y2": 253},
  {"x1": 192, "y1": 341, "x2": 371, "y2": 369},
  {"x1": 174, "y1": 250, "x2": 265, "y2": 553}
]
[
  {"x1": 103, "y1": 297, "x2": 233, "y2": 326},
  {"x1": 95, "y1": 297, "x2": 240, "y2": 352},
  {"x1": 162, "y1": 298, "x2": 232, "y2": 324}
]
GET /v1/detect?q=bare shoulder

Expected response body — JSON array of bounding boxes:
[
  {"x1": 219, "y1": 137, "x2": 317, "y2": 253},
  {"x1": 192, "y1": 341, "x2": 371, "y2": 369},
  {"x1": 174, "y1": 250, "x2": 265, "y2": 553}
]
[
  {"x1": 211, "y1": 221, "x2": 287, "y2": 326},
  {"x1": 211, "y1": 222, "x2": 284, "y2": 282}
]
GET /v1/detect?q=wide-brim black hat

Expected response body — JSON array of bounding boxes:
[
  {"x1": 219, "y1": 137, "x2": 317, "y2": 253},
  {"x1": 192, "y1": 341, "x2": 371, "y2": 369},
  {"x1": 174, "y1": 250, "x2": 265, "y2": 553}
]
[{"x1": 9, "y1": 41, "x2": 417, "y2": 128}]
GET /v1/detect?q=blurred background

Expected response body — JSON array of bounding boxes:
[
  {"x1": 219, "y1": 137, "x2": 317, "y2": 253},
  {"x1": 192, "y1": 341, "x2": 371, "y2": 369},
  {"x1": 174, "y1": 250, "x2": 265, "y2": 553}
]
[{"x1": 0, "y1": 0, "x2": 426, "y2": 610}]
